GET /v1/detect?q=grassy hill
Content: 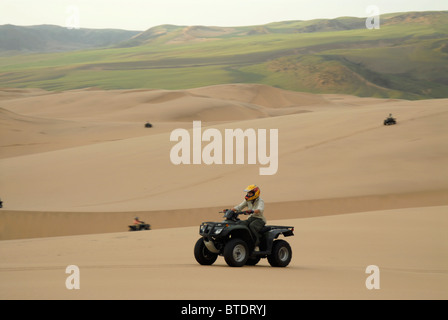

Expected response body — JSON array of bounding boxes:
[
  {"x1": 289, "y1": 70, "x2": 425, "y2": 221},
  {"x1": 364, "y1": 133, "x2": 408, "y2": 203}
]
[
  {"x1": 0, "y1": 25, "x2": 140, "y2": 53},
  {"x1": 0, "y1": 11, "x2": 447, "y2": 99}
]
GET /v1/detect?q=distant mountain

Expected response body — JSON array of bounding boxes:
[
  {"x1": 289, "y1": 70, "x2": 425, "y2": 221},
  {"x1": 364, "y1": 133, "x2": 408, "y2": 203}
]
[
  {"x1": 117, "y1": 19, "x2": 369, "y2": 48},
  {"x1": 118, "y1": 11, "x2": 447, "y2": 47},
  {"x1": 0, "y1": 25, "x2": 141, "y2": 53},
  {"x1": 0, "y1": 11, "x2": 447, "y2": 99}
]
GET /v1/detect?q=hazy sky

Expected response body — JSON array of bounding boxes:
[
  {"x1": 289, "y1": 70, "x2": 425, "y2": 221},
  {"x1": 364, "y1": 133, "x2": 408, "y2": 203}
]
[{"x1": 1, "y1": 0, "x2": 447, "y2": 30}]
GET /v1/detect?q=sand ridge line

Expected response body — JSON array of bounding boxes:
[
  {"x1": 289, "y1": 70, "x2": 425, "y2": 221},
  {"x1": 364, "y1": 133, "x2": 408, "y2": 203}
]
[{"x1": 1, "y1": 189, "x2": 447, "y2": 240}]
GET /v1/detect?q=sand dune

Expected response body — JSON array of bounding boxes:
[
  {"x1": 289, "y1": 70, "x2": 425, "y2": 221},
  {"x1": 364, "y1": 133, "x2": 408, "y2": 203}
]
[
  {"x1": 0, "y1": 85, "x2": 319, "y2": 123},
  {"x1": 1, "y1": 205, "x2": 447, "y2": 300},
  {"x1": 0, "y1": 106, "x2": 182, "y2": 158},
  {"x1": 0, "y1": 88, "x2": 49, "y2": 101},
  {"x1": 0, "y1": 84, "x2": 446, "y2": 300},
  {"x1": 0, "y1": 190, "x2": 446, "y2": 241},
  {"x1": 189, "y1": 83, "x2": 330, "y2": 108},
  {"x1": 0, "y1": 86, "x2": 446, "y2": 213}
]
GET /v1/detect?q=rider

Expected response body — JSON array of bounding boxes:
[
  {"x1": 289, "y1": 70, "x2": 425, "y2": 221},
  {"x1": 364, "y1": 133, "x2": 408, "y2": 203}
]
[
  {"x1": 233, "y1": 185, "x2": 266, "y2": 251},
  {"x1": 133, "y1": 217, "x2": 144, "y2": 225}
]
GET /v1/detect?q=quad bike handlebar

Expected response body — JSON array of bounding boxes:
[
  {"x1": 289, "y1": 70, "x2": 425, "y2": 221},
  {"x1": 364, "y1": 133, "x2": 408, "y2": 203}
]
[
  {"x1": 219, "y1": 209, "x2": 254, "y2": 222},
  {"x1": 220, "y1": 209, "x2": 253, "y2": 215}
]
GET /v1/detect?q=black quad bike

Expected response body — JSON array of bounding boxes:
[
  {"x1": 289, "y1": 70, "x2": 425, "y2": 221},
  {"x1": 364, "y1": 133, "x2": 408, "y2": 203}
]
[
  {"x1": 194, "y1": 210, "x2": 294, "y2": 267},
  {"x1": 384, "y1": 115, "x2": 397, "y2": 126},
  {"x1": 128, "y1": 222, "x2": 151, "y2": 231}
]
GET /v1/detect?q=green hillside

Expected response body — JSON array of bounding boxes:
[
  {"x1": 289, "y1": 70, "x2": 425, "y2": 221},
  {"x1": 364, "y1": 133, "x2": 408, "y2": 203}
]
[
  {"x1": 0, "y1": 25, "x2": 140, "y2": 53},
  {"x1": 0, "y1": 11, "x2": 447, "y2": 99}
]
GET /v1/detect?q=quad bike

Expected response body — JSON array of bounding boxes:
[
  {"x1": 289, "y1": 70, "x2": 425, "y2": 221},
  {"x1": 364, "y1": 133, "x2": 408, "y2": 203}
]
[
  {"x1": 384, "y1": 115, "x2": 397, "y2": 126},
  {"x1": 128, "y1": 222, "x2": 151, "y2": 231},
  {"x1": 194, "y1": 210, "x2": 294, "y2": 267}
]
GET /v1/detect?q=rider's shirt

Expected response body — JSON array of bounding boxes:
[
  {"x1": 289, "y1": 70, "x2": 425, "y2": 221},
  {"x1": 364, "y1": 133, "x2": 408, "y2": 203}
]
[{"x1": 233, "y1": 197, "x2": 266, "y2": 223}]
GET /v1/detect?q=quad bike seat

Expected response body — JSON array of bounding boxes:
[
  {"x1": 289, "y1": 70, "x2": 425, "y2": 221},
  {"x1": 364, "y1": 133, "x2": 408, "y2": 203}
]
[{"x1": 260, "y1": 226, "x2": 272, "y2": 234}]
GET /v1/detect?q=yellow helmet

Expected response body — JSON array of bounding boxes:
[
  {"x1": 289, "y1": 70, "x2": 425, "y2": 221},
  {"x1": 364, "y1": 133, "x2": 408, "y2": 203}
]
[{"x1": 244, "y1": 185, "x2": 260, "y2": 201}]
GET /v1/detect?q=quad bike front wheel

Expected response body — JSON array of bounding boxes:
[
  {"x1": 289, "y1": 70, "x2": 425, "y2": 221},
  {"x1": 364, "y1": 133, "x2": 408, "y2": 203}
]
[
  {"x1": 194, "y1": 238, "x2": 218, "y2": 265},
  {"x1": 223, "y1": 239, "x2": 249, "y2": 267}
]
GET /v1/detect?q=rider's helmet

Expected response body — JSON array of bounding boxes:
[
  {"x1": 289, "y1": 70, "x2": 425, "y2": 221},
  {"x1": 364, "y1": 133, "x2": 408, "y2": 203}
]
[{"x1": 244, "y1": 185, "x2": 260, "y2": 201}]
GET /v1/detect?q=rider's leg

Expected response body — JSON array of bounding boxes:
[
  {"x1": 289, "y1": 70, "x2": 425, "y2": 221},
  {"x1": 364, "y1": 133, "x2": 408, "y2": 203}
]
[{"x1": 248, "y1": 217, "x2": 265, "y2": 248}]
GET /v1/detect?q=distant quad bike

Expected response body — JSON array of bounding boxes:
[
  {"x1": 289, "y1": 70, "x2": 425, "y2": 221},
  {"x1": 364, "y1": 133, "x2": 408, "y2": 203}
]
[
  {"x1": 384, "y1": 115, "x2": 397, "y2": 126},
  {"x1": 145, "y1": 122, "x2": 153, "y2": 128},
  {"x1": 194, "y1": 210, "x2": 294, "y2": 267},
  {"x1": 128, "y1": 222, "x2": 151, "y2": 231}
]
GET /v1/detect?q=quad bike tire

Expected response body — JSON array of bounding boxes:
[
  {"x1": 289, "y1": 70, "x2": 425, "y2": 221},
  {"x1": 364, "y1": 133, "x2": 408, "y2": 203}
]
[
  {"x1": 267, "y1": 240, "x2": 292, "y2": 267},
  {"x1": 223, "y1": 238, "x2": 249, "y2": 267},
  {"x1": 194, "y1": 238, "x2": 218, "y2": 265}
]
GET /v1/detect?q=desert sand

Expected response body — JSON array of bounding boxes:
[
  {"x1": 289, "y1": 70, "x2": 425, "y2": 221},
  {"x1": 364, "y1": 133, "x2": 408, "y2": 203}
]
[{"x1": 0, "y1": 84, "x2": 447, "y2": 300}]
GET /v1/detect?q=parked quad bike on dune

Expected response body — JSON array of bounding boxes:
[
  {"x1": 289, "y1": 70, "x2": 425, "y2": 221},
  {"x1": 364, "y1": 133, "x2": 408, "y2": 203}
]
[
  {"x1": 194, "y1": 210, "x2": 294, "y2": 267},
  {"x1": 128, "y1": 222, "x2": 151, "y2": 231}
]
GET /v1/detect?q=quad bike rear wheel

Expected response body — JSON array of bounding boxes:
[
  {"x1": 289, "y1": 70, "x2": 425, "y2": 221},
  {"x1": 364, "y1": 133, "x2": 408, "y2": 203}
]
[{"x1": 267, "y1": 240, "x2": 292, "y2": 267}]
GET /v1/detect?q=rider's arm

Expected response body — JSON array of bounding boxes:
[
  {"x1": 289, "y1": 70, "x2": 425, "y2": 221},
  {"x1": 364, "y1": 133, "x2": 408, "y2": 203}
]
[
  {"x1": 233, "y1": 201, "x2": 247, "y2": 212},
  {"x1": 252, "y1": 199, "x2": 265, "y2": 217}
]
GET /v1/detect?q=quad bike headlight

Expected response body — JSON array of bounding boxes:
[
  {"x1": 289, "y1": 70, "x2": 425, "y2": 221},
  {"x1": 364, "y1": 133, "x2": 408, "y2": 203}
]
[{"x1": 214, "y1": 227, "x2": 224, "y2": 235}]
